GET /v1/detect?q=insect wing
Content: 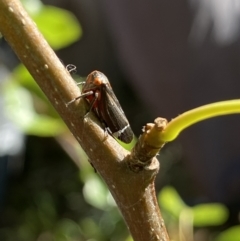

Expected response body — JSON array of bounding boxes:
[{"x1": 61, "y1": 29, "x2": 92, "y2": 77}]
[{"x1": 98, "y1": 84, "x2": 133, "y2": 143}]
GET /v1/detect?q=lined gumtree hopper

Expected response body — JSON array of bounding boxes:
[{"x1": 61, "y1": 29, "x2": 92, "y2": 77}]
[{"x1": 68, "y1": 71, "x2": 134, "y2": 143}]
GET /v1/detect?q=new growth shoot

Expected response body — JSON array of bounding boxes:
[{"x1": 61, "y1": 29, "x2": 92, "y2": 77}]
[{"x1": 160, "y1": 99, "x2": 240, "y2": 142}]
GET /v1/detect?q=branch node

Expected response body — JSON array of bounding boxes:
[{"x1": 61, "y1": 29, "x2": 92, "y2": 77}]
[{"x1": 127, "y1": 117, "x2": 168, "y2": 172}]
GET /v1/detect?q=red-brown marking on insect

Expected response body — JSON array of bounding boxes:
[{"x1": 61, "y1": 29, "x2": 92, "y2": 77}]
[{"x1": 93, "y1": 77, "x2": 103, "y2": 86}]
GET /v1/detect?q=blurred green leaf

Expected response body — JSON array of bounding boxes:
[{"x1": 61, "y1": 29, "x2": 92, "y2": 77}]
[
  {"x1": 13, "y1": 64, "x2": 65, "y2": 119},
  {"x1": 3, "y1": 81, "x2": 67, "y2": 136},
  {"x1": 34, "y1": 191, "x2": 57, "y2": 227},
  {"x1": 159, "y1": 186, "x2": 229, "y2": 229},
  {"x1": 214, "y1": 225, "x2": 240, "y2": 241},
  {"x1": 33, "y1": 6, "x2": 82, "y2": 49},
  {"x1": 116, "y1": 136, "x2": 137, "y2": 151},
  {"x1": 13, "y1": 64, "x2": 46, "y2": 100},
  {"x1": 17, "y1": 223, "x2": 36, "y2": 241},
  {"x1": 82, "y1": 174, "x2": 115, "y2": 210},
  {"x1": 54, "y1": 219, "x2": 83, "y2": 241},
  {"x1": 22, "y1": 0, "x2": 43, "y2": 14},
  {"x1": 192, "y1": 203, "x2": 229, "y2": 227},
  {"x1": 158, "y1": 186, "x2": 186, "y2": 218},
  {"x1": 125, "y1": 236, "x2": 134, "y2": 241},
  {"x1": 22, "y1": 0, "x2": 82, "y2": 49},
  {"x1": 80, "y1": 217, "x2": 105, "y2": 240}
]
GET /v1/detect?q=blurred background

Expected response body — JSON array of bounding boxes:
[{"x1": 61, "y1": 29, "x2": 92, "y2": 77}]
[{"x1": 0, "y1": 0, "x2": 240, "y2": 240}]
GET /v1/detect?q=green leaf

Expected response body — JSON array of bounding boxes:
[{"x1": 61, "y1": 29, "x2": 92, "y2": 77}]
[
  {"x1": 82, "y1": 174, "x2": 115, "y2": 210},
  {"x1": 33, "y1": 6, "x2": 82, "y2": 49},
  {"x1": 115, "y1": 136, "x2": 137, "y2": 150},
  {"x1": 13, "y1": 64, "x2": 63, "y2": 119},
  {"x1": 22, "y1": 0, "x2": 82, "y2": 49},
  {"x1": 214, "y1": 225, "x2": 240, "y2": 241},
  {"x1": 80, "y1": 218, "x2": 104, "y2": 240},
  {"x1": 158, "y1": 186, "x2": 186, "y2": 218},
  {"x1": 192, "y1": 203, "x2": 229, "y2": 227},
  {"x1": 3, "y1": 82, "x2": 66, "y2": 136},
  {"x1": 13, "y1": 64, "x2": 48, "y2": 100},
  {"x1": 125, "y1": 236, "x2": 134, "y2": 241},
  {"x1": 54, "y1": 219, "x2": 82, "y2": 241}
]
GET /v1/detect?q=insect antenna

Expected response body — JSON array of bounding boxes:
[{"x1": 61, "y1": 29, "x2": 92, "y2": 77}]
[{"x1": 66, "y1": 64, "x2": 77, "y2": 74}]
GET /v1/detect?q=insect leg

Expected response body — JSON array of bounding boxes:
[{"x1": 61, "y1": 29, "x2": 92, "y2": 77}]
[
  {"x1": 66, "y1": 91, "x2": 94, "y2": 106},
  {"x1": 76, "y1": 81, "x2": 86, "y2": 86},
  {"x1": 112, "y1": 124, "x2": 130, "y2": 139},
  {"x1": 99, "y1": 124, "x2": 111, "y2": 142}
]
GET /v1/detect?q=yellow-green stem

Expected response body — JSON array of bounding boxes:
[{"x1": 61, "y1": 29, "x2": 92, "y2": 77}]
[{"x1": 160, "y1": 99, "x2": 240, "y2": 142}]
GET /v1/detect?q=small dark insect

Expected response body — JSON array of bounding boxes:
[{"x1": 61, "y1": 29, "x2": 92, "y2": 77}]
[{"x1": 68, "y1": 70, "x2": 134, "y2": 143}]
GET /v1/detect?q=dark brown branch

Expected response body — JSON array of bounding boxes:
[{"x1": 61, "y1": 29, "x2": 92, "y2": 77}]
[{"x1": 0, "y1": 0, "x2": 169, "y2": 240}]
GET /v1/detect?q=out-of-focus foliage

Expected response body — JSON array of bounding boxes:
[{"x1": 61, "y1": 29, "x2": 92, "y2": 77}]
[
  {"x1": 158, "y1": 185, "x2": 186, "y2": 219},
  {"x1": 3, "y1": 65, "x2": 68, "y2": 136},
  {"x1": 159, "y1": 186, "x2": 228, "y2": 226},
  {"x1": 3, "y1": 78, "x2": 67, "y2": 136},
  {"x1": 22, "y1": 0, "x2": 82, "y2": 50},
  {"x1": 192, "y1": 203, "x2": 229, "y2": 227},
  {"x1": 214, "y1": 225, "x2": 240, "y2": 241},
  {"x1": 158, "y1": 186, "x2": 230, "y2": 240},
  {"x1": 82, "y1": 173, "x2": 116, "y2": 210}
]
